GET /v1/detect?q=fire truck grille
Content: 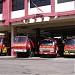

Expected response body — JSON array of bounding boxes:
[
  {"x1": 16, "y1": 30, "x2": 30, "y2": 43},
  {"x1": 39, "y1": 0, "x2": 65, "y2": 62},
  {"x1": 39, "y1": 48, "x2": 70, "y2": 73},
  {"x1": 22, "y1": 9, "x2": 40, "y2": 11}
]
[{"x1": 40, "y1": 48, "x2": 54, "y2": 52}]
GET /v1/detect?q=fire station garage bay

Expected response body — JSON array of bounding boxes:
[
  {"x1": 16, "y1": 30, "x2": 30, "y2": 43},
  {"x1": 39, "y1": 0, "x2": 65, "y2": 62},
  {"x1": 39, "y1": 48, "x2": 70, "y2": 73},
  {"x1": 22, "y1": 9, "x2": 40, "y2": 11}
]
[{"x1": 0, "y1": 0, "x2": 74, "y2": 57}]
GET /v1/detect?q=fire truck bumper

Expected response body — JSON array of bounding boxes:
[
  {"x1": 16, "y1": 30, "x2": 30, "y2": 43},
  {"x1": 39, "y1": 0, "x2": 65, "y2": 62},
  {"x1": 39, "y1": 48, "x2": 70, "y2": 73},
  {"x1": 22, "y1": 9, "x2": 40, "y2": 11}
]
[
  {"x1": 13, "y1": 49, "x2": 27, "y2": 52},
  {"x1": 64, "y1": 52, "x2": 75, "y2": 55},
  {"x1": 39, "y1": 52, "x2": 56, "y2": 55}
]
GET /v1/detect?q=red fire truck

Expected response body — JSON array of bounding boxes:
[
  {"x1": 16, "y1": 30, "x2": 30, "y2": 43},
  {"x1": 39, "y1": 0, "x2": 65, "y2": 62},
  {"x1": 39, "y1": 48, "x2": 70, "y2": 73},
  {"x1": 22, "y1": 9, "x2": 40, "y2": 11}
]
[
  {"x1": 64, "y1": 38, "x2": 75, "y2": 55},
  {"x1": 0, "y1": 36, "x2": 11, "y2": 56},
  {"x1": 39, "y1": 38, "x2": 64, "y2": 57},
  {"x1": 39, "y1": 38, "x2": 57, "y2": 57},
  {"x1": 12, "y1": 36, "x2": 35, "y2": 57}
]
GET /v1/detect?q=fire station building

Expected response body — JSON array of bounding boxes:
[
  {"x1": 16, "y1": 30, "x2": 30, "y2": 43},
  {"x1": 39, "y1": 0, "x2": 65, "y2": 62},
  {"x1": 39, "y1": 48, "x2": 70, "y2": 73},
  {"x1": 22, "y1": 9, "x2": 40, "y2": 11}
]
[{"x1": 0, "y1": 0, "x2": 75, "y2": 56}]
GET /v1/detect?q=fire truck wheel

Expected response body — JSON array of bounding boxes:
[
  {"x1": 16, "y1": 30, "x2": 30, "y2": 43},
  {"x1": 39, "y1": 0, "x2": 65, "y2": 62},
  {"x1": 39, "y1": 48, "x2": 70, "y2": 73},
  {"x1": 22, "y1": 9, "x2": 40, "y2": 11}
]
[
  {"x1": 29, "y1": 49, "x2": 35, "y2": 57},
  {"x1": 17, "y1": 52, "x2": 22, "y2": 57},
  {"x1": 0, "y1": 53, "x2": 1, "y2": 56},
  {"x1": 7, "y1": 48, "x2": 11, "y2": 56}
]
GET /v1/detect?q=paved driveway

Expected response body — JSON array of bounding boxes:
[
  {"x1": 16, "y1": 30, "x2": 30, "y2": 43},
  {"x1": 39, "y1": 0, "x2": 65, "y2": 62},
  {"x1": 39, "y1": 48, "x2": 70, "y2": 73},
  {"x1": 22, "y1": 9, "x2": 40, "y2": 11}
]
[{"x1": 0, "y1": 57, "x2": 75, "y2": 75}]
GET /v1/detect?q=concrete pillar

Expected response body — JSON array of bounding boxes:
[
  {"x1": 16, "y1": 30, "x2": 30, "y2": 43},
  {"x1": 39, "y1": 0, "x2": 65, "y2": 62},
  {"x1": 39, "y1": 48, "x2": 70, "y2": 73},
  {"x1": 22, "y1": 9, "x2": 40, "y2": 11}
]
[
  {"x1": 11, "y1": 26, "x2": 17, "y2": 56},
  {"x1": 35, "y1": 28, "x2": 40, "y2": 54}
]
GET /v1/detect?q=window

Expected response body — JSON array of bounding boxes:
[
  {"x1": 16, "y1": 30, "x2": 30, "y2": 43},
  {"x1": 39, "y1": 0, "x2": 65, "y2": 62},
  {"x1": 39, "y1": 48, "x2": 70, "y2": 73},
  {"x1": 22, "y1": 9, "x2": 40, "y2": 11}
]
[
  {"x1": 41, "y1": 40, "x2": 54, "y2": 45},
  {"x1": 0, "y1": 3, "x2": 3, "y2": 14},
  {"x1": 66, "y1": 39, "x2": 75, "y2": 45},
  {"x1": 58, "y1": 0, "x2": 74, "y2": 3},
  {"x1": 30, "y1": 0, "x2": 51, "y2": 8},
  {"x1": 12, "y1": 0, "x2": 24, "y2": 11},
  {"x1": 14, "y1": 36, "x2": 28, "y2": 43}
]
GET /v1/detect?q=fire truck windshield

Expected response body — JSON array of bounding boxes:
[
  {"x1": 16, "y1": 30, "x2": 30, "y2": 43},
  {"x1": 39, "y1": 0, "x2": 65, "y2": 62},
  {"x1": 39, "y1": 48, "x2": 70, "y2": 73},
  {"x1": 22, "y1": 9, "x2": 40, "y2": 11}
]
[
  {"x1": 66, "y1": 39, "x2": 75, "y2": 45},
  {"x1": 14, "y1": 36, "x2": 27, "y2": 43},
  {"x1": 41, "y1": 40, "x2": 54, "y2": 45}
]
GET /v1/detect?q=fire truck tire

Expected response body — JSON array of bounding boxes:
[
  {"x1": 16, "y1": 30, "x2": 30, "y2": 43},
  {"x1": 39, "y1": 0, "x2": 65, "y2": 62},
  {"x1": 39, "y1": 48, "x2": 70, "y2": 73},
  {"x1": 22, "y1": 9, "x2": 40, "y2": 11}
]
[
  {"x1": 57, "y1": 50, "x2": 64, "y2": 57},
  {"x1": 17, "y1": 52, "x2": 29, "y2": 57},
  {"x1": 0, "y1": 53, "x2": 1, "y2": 56},
  {"x1": 51, "y1": 54, "x2": 57, "y2": 58},
  {"x1": 7, "y1": 48, "x2": 11, "y2": 56},
  {"x1": 41, "y1": 54, "x2": 57, "y2": 58},
  {"x1": 29, "y1": 48, "x2": 35, "y2": 57},
  {"x1": 17, "y1": 52, "x2": 21, "y2": 57}
]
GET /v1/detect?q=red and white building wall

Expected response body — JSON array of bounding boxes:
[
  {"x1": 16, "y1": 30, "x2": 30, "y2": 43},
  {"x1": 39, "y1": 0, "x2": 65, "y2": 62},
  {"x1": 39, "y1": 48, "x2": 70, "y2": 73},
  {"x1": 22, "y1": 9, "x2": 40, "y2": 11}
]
[{"x1": 0, "y1": 0, "x2": 75, "y2": 25}]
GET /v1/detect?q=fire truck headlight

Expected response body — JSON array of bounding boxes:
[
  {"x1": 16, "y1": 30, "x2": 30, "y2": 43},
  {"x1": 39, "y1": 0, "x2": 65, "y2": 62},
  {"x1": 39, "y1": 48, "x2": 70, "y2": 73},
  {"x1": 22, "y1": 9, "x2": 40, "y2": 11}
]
[{"x1": 24, "y1": 50, "x2": 27, "y2": 52}]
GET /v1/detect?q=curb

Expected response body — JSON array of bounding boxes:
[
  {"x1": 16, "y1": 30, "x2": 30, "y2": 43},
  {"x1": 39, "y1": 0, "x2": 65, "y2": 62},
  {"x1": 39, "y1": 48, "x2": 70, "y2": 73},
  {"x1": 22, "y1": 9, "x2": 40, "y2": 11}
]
[{"x1": 0, "y1": 56, "x2": 16, "y2": 58}]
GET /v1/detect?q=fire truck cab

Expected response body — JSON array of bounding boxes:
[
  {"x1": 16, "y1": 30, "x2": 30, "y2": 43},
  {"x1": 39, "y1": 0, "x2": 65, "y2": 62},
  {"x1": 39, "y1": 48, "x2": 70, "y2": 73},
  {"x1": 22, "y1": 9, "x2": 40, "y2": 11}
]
[
  {"x1": 39, "y1": 38, "x2": 64, "y2": 57},
  {"x1": 39, "y1": 38, "x2": 57, "y2": 57},
  {"x1": 64, "y1": 38, "x2": 75, "y2": 55},
  {"x1": 12, "y1": 36, "x2": 35, "y2": 57}
]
